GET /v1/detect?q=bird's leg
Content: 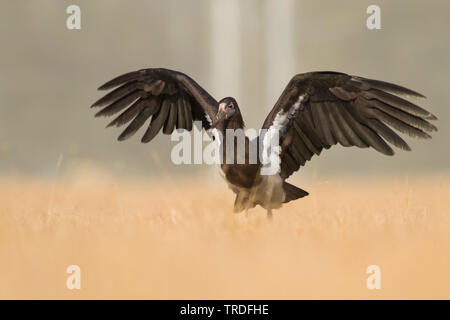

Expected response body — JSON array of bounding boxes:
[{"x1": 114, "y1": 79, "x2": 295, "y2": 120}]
[
  {"x1": 267, "y1": 208, "x2": 273, "y2": 219},
  {"x1": 245, "y1": 189, "x2": 256, "y2": 218}
]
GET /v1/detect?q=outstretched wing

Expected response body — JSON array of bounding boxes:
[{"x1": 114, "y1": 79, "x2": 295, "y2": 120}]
[
  {"x1": 91, "y1": 68, "x2": 217, "y2": 142},
  {"x1": 261, "y1": 71, "x2": 437, "y2": 179}
]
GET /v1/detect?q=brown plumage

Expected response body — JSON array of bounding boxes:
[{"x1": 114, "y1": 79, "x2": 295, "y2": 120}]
[{"x1": 92, "y1": 68, "x2": 437, "y2": 218}]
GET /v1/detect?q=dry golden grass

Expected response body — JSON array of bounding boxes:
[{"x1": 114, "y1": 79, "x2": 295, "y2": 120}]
[{"x1": 0, "y1": 168, "x2": 449, "y2": 299}]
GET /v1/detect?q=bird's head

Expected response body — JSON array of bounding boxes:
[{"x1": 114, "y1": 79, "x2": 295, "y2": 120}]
[{"x1": 211, "y1": 97, "x2": 243, "y2": 129}]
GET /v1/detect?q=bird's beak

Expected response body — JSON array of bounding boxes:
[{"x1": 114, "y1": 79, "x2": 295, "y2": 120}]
[{"x1": 210, "y1": 109, "x2": 227, "y2": 129}]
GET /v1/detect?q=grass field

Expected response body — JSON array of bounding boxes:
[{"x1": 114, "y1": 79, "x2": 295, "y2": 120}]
[{"x1": 1, "y1": 169, "x2": 449, "y2": 299}]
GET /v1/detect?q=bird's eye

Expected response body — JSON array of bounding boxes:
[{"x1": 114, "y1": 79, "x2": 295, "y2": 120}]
[{"x1": 227, "y1": 104, "x2": 233, "y2": 110}]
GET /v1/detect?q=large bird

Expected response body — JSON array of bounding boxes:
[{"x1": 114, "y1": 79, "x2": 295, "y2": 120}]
[{"x1": 91, "y1": 68, "x2": 437, "y2": 217}]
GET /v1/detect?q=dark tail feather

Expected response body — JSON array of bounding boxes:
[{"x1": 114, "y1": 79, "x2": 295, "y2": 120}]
[{"x1": 283, "y1": 182, "x2": 309, "y2": 203}]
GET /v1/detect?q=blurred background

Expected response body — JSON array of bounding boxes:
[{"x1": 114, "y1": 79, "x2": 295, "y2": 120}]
[
  {"x1": 1, "y1": 0, "x2": 450, "y2": 300},
  {"x1": 0, "y1": 0, "x2": 448, "y2": 180}
]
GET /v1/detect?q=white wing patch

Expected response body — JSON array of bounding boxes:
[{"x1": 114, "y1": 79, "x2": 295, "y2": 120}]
[
  {"x1": 291, "y1": 94, "x2": 305, "y2": 114},
  {"x1": 205, "y1": 113, "x2": 213, "y2": 126},
  {"x1": 261, "y1": 94, "x2": 305, "y2": 175}
]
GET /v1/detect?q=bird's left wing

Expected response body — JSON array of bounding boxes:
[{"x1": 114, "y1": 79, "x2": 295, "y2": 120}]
[
  {"x1": 260, "y1": 71, "x2": 437, "y2": 179},
  {"x1": 91, "y1": 68, "x2": 218, "y2": 142}
]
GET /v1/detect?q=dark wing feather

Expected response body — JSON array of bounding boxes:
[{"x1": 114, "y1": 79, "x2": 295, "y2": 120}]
[
  {"x1": 92, "y1": 68, "x2": 218, "y2": 142},
  {"x1": 163, "y1": 99, "x2": 178, "y2": 135},
  {"x1": 141, "y1": 98, "x2": 171, "y2": 143},
  {"x1": 261, "y1": 72, "x2": 437, "y2": 179}
]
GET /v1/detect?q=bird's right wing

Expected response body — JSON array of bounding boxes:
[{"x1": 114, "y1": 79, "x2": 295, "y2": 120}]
[
  {"x1": 91, "y1": 68, "x2": 218, "y2": 142},
  {"x1": 261, "y1": 72, "x2": 437, "y2": 179}
]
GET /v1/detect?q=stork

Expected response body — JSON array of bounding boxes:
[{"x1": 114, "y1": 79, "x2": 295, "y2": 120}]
[{"x1": 91, "y1": 68, "x2": 437, "y2": 218}]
